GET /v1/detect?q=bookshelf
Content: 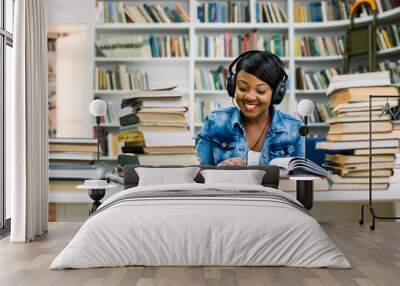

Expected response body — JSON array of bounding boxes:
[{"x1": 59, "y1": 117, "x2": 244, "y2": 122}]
[{"x1": 90, "y1": 0, "x2": 400, "y2": 158}]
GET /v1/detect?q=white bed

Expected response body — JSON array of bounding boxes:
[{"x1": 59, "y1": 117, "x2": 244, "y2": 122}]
[{"x1": 50, "y1": 183, "x2": 351, "y2": 269}]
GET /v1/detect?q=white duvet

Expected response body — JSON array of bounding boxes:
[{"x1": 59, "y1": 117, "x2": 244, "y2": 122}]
[{"x1": 50, "y1": 183, "x2": 351, "y2": 269}]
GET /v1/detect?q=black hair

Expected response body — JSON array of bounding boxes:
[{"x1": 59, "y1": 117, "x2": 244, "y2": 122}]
[{"x1": 234, "y1": 51, "x2": 285, "y2": 91}]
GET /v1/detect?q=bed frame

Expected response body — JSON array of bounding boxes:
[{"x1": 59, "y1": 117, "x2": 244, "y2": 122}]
[
  {"x1": 123, "y1": 165, "x2": 280, "y2": 189},
  {"x1": 123, "y1": 165, "x2": 316, "y2": 210}
]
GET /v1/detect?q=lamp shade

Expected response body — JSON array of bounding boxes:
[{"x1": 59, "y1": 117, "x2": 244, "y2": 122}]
[
  {"x1": 89, "y1": 99, "x2": 107, "y2": 117},
  {"x1": 297, "y1": 99, "x2": 315, "y2": 117}
]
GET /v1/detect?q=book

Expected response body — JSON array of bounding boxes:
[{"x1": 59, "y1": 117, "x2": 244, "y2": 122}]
[
  {"x1": 142, "y1": 146, "x2": 196, "y2": 154},
  {"x1": 49, "y1": 143, "x2": 98, "y2": 153},
  {"x1": 49, "y1": 180, "x2": 85, "y2": 192},
  {"x1": 49, "y1": 152, "x2": 98, "y2": 161},
  {"x1": 328, "y1": 121, "x2": 393, "y2": 134},
  {"x1": 352, "y1": 147, "x2": 400, "y2": 155},
  {"x1": 135, "y1": 111, "x2": 186, "y2": 123},
  {"x1": 330, "y1": 174, "x2": 390, "y2": 184},
  {"x1": 316, "y1": 139, "x2": 400, "y2": 150},
  {"x1": 326, "y1": 71, "x2": 392, "y2": 96},
  {"x1": 143, "y1": 132, "x2": 194, "y2": 147},
  {"x1": 269, "y1": 157, "x2": 329, "y2": 177},
  {"x1": 326, "y1": 114, "x2": 391, "y2": 124},
  {"x1": 325, "y1": 154, "x2": 395, "y2": 164},
  {"x1": 336, "y1": 169, "x2": 393, "y2": 177},
  {"x1": 120, "y1": 123, "x2": 188, "y2": 133},
  {"x1": 329, "y1": 86, "x2": 399, "y2": 107},
  {"x1": 49, "y1": 164, "x2": 106, "y2": 179},
  {"x1": 325, "y1": 162, "x2": 396, "y2": 172},
  {"x1": 121, "y1": 90, "x2": 182, "y2": 109},
  {"x1": 117, "y1": 154, "x2": 139, "y2": 166},
  {"x1": 326, "y1": 131, "x2": 400, "y2": 141},
  {"x1": 329, "y1": 183, "x2": 389, "y2": 190},
  {"x1": 332, "y1": 99, "x2": 399, "y2": 113},
  {"x1": 49, "y1": 138, "x2": 97, "y2": 144}
]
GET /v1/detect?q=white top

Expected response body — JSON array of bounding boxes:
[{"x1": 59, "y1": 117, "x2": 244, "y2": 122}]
[{"x1": 247, "y1": 150, "x2": 261, "y2": 166}]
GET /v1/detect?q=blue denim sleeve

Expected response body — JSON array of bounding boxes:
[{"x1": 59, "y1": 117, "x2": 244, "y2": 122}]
[{"x1": 195, "y1": 116, "x2": 214, "y2": 165}]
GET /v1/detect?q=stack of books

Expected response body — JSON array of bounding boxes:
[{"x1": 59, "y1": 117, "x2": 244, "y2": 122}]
[
  {"x1": 48, "y1": 138, "x2": 108, "y2": 199},
  {"x1": 96, "y1": 34, "x2": 189, "y2": 58},
  {"x1": 96, "y1": 2, "x2": 190, "y2": 23},
  {"x1": 197, "y1": 2, "x2": 250, "y2": 23},
  {"x1": 117, "y1": 89, "x2": 199, "y2": 166},
  {"x1": 295, "y1": 35, "x2": 344, "y2": 57},
  {"x1": 196, "y1": 33, "x2": 288, "y2": 58},
  {"x1": 316, "y1": 71, "x2": 400, "y2": 190}
]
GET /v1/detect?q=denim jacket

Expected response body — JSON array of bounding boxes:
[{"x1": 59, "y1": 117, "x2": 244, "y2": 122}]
[{"x1": 195, "y1": 106, "x2": 305, "y2": 166}]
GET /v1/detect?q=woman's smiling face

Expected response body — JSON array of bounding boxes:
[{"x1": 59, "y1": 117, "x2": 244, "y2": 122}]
[{"x1": 234, "y1": 70, "x2": 273, "y2": 119}]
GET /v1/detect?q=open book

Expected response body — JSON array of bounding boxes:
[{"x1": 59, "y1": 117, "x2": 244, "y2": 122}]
[{"x1": 270, "y1": 157, "x2": 329, "y2": 177}]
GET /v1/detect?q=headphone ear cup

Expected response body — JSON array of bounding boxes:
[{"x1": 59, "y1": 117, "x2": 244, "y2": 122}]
[
  {"x1": 271, "y1": 79, "x2": 288, "y2": 105},
  {"x1": 226, "y1": 73, "x2": 236, "y2": 98}
]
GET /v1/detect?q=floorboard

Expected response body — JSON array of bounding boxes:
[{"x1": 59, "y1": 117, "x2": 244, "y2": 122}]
[{"x1": 0, "y1": 222, "x2": 399, "y2": 286}]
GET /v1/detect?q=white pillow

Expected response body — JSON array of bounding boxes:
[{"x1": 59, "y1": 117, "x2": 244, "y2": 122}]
[
  {"x1": 200, "y1": 169, "x2": 265, "y2": 185},
  {"x1": 135, "y1": 167, "x2": 200, "y2": 186}
]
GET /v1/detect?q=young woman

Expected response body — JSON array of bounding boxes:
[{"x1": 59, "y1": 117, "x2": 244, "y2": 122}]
[{"x1": 195, "y1": 50, "x2": 305, "y2": 166}]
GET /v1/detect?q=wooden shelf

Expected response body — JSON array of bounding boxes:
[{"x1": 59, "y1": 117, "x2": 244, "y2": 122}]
[
  {"x1": 295, "y1": 55, "x2": 342, "y2": 62},
  {"x1": 95, "y1": 23, "x2": 190, "y2": 31},
  {"x1": 377, "y1": 46, "x2": 400, "y2": 56},
  {"x1": 194, "y1": 90, "x2": 228, "y2": 96},
  {"x1": 95, "y1": 57, "x2": 190, "y2": 63},
  {"x1": 295, "y1": 89, "x2": 327, "y2": 95},
  {"x1": 195, "y1": 23, "x2": 289, "y2": 31},
  {"x1": 195, "y1": 56, "x2": 289, "y2": 63}
]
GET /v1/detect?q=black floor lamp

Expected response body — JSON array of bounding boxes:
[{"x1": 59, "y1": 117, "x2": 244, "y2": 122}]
[
  {"x1": 359, "y1": 94, "x2": 400, "y2": 230},
  {"x1": 297, "y1": 99, "x2": 315, "y2": 162}
]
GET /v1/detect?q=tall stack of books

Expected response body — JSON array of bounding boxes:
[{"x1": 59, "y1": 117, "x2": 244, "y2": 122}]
[
  {"x1": 48, "y1": 138, "x2": 108, "y2": 208},
  {"x1": 117, "y1": 89, "x2": 199, "y2": 166},
  {"x1": 316, "y1": 71, "x2": 400, "y2": 190}
]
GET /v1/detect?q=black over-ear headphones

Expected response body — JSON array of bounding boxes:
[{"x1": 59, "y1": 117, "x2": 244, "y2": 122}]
[{"x1": 226, "y1": 50, "x2": 288, "y2": 105}]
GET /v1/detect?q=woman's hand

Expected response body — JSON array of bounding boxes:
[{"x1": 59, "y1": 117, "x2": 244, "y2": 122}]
[{"x1": 218, "y1": 157, "x2": 246, "y2": 166}]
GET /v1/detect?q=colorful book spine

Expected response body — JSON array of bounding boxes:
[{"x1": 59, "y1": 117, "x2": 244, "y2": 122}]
[
  {"x1": 96, "y1": 35, "x2": 189, "y2": 58},
  {"x1": 96, "y1": 1, "x2": 190, "y2": 23},
  {"x1": 197, "y1": 32, "x2": 288, "y2": 58},
  {"x1": 195, "y1": 66, "x2": 228, "y2": 90},
  {"x1": 95, "y1": 66, "x2": 149, "y2": 90},
  {"x1": 196, "y1": 1, "x2": 250, "y2": 23},
  {"x1": 295, "y1": 36, "x2": 344, "y2": 57}
]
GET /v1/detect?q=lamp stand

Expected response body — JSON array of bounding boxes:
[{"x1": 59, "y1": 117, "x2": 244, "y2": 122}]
[
  {"x1": 299, "y1": 115, "x2": 309, "y2": 162},
  {"x1": 359, "y1": 94, "x2": 400, "y2": 230},
  {"x1": 96, "y1": 116, "x2": 100, "y2": 163}
]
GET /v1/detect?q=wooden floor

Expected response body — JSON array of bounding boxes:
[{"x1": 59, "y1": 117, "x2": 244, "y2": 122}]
[{"x1": 1, "y1": 222, "x2": 400, "y2": 286}]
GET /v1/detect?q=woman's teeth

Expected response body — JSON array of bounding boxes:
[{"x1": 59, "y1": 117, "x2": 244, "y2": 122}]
[{"x1": 244, "y1": 103, "x2": 258, "y2": 111}]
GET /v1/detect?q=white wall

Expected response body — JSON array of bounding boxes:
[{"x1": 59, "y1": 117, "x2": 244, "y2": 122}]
[
  {"x1": 47, "y1": 0, "x2": 95, "y2": 138},
  {"x1": 56, "y1": 32, "x2": 91, "y2": 137}
]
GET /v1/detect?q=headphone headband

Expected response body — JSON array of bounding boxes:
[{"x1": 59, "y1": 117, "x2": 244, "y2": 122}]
[{"x1": 226, "y1": 50, "x2": 288, "y2": 105}]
